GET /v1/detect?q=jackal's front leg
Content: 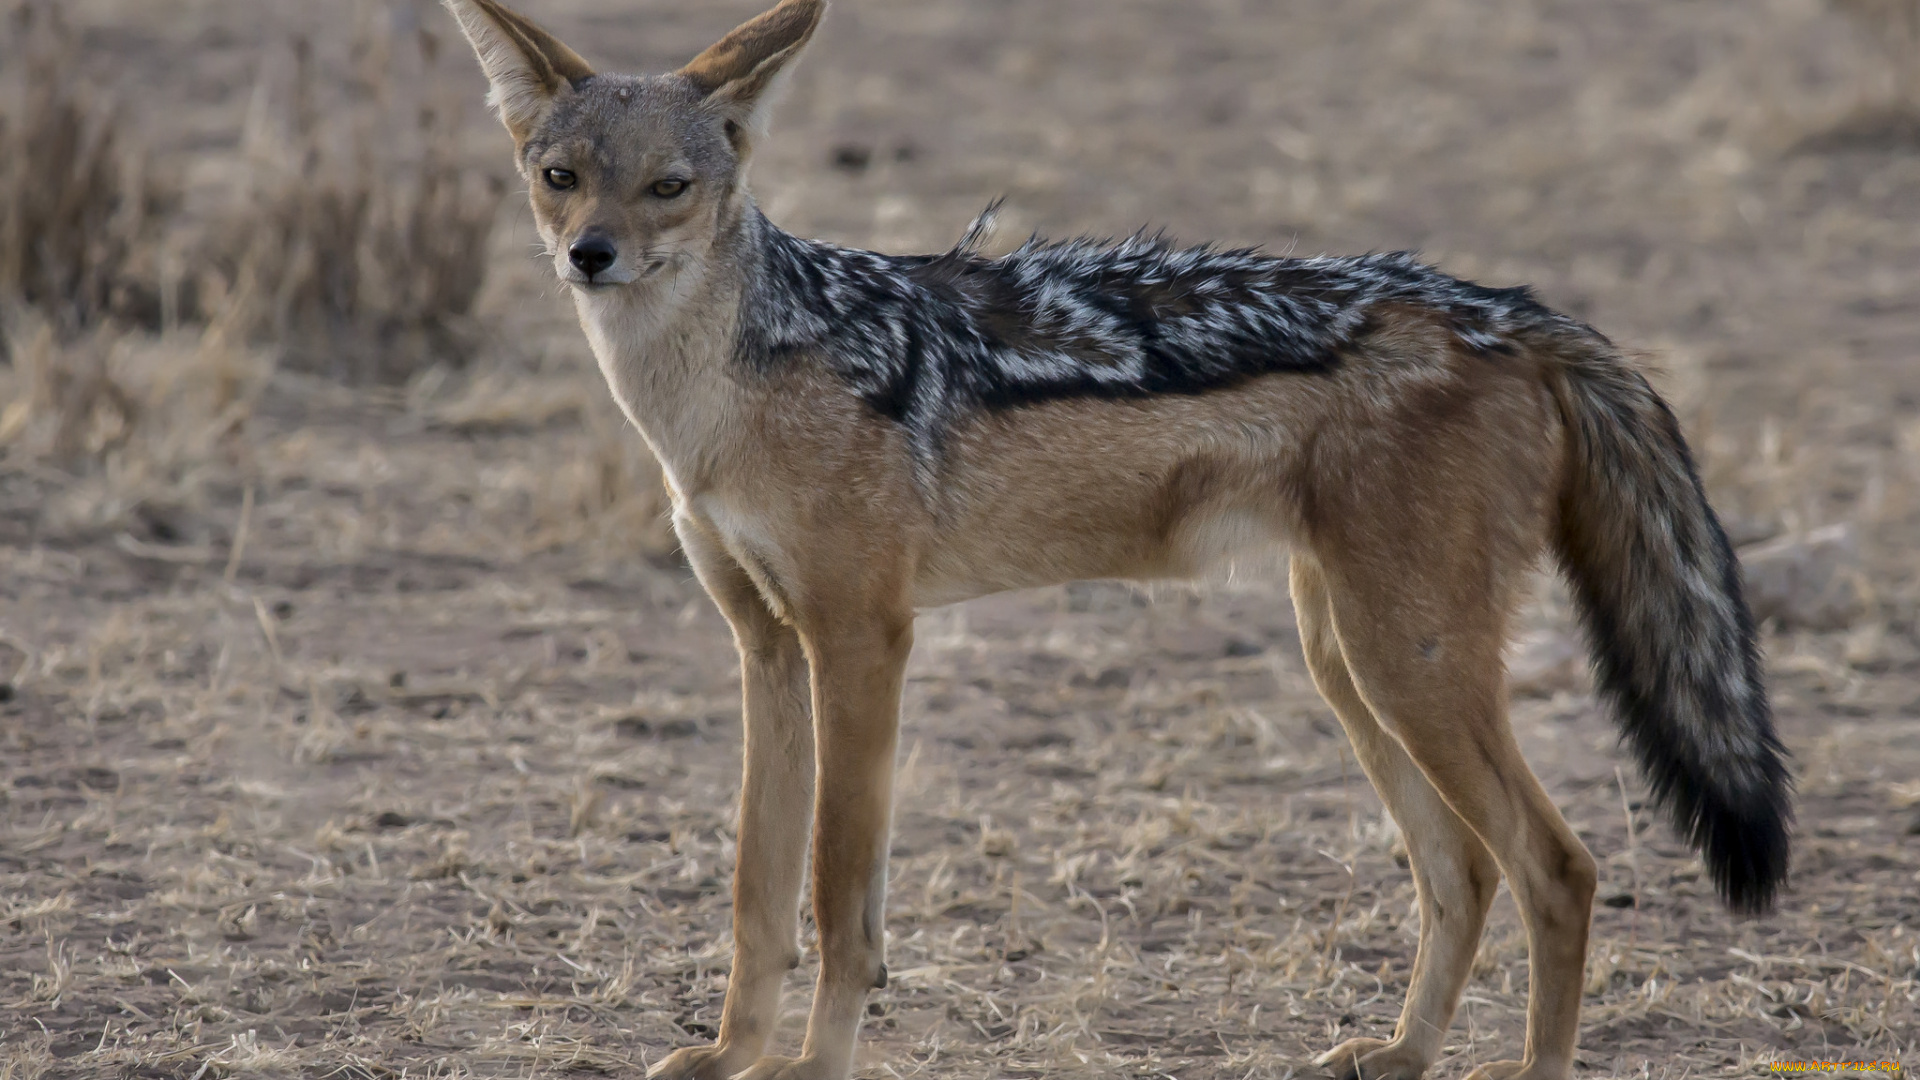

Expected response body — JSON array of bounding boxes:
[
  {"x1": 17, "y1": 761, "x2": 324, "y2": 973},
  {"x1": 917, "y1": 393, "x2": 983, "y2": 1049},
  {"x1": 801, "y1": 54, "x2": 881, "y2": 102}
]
[
  {"x1": 650, "y1": 528, "x2": 815, "y2": 1080},
  {"x1": 732, "y1": 611, "x2": 911, "y2": 1080}
]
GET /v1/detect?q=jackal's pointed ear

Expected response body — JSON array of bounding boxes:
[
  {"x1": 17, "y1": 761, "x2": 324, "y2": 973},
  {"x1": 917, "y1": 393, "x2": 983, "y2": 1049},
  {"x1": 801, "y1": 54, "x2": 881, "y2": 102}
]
[
  {"x1": 441, "y1": 0, "x2": 593, "y2": 145},
  {"x1": 678, "y1": 0, "x2": 825, "y2": 145}
]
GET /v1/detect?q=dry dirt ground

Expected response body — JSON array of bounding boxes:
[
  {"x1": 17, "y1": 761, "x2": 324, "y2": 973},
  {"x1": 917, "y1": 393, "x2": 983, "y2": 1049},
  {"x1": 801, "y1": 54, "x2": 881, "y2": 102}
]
[{"x1": 4, "y1": 0, "x2": 1920, "y2": 1076}]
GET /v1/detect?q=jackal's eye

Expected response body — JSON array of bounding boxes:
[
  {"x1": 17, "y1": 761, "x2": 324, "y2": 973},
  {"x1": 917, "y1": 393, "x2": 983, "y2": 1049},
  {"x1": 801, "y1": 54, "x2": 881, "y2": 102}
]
[
  {"x1": 543, "y1": 168, "x2": 576, "y2": 190},
  {"x1": 650, "y1": 178, "x2": 689, "y2": 199}
]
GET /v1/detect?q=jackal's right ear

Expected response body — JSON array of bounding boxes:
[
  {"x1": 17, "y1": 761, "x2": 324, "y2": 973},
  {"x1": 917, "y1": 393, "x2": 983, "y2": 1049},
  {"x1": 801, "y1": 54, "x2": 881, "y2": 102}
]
[
  {"x1": 678, "y1": 0, "x2": 825, "y2": 148},
  {"x1": 441, "y1": 0, "x2": 593, "y2": 146}
]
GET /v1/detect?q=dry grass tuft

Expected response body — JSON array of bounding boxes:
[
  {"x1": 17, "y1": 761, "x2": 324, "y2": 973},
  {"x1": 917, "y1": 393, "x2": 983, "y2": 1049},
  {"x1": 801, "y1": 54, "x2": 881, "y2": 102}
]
[
  {"x1": 1, "y1": 0, "x2": 510, "y2": 546},
  {"x1": 0, "y1": 307, "x2": 273, "y2": 543},
  {"x1": 0, "y1": 0, "x2": 175, "y2": 477},
  {"x1": 198, "y1": 1, "x2": 504, "y2": 383},
  {"x1": 0, "y1": 1, "x2": 168, "y2": 338},
  {"x1": 0, "y1": 320, "x2": 139, "y2": 464},
  {"x1": 0, "y1": 0, "x2": 264, "y2": 489}
]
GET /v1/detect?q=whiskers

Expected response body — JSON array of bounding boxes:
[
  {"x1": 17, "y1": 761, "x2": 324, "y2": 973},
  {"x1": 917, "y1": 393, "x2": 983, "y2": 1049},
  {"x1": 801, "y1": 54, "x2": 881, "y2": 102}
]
[{"x1": 632, "y1": 246, "x2": 684, "y2": 277}]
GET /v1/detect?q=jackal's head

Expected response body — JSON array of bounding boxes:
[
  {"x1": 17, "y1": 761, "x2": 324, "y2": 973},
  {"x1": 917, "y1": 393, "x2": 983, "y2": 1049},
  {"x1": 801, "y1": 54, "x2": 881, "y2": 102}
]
[{"x1": 442, "y1": 0, "x2": 822, "y2": 289}]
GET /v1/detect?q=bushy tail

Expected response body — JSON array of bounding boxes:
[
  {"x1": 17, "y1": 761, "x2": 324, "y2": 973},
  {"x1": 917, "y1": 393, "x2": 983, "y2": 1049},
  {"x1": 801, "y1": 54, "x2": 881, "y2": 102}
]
[{"x1": 1543, "y1": 329, "x2": 1792, "y2": 915}]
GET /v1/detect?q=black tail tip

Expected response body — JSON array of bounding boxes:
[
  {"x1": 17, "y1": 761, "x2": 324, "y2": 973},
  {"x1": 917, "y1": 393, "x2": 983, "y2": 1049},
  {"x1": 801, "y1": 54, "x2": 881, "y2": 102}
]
[{"x1": 1699, "y1": 799, "x2": 1792, "y2": 916}]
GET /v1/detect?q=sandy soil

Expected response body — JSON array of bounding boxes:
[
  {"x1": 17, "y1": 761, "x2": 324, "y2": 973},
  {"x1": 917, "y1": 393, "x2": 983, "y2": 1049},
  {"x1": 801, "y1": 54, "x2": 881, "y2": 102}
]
[{"x1": 2, "y1": 0, "x2": 1918, "y2": 1076}]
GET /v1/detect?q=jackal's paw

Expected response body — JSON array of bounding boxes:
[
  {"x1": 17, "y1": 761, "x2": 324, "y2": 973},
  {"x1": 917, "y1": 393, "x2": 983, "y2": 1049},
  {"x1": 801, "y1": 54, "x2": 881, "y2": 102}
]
[
  {"x1": 1463, "y1": 1061, "x2": 1557, "y2": 1080},
  {"x1": 645, "y1": 1043, "x2": 756, "y2": 1080},
  {"x1": 1315, "y1": 1037, "x2": 1429, "y2": 1080},
  {"x1": 728, "y1": 1055, "x2": 844, "y2": 1080}
]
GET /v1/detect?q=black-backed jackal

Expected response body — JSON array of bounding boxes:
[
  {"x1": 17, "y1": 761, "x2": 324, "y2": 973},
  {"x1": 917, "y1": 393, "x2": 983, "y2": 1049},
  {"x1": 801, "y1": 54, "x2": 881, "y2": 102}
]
[{"x1": 441, "y1": 2, "x2": 1793, "y2": 1077}]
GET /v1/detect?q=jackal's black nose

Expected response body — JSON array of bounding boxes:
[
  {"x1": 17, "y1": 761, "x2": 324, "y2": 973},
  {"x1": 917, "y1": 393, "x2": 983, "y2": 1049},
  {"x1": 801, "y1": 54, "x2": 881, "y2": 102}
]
[{"x1": 569, "y1": 236, "x2": 617, "y2": 277}]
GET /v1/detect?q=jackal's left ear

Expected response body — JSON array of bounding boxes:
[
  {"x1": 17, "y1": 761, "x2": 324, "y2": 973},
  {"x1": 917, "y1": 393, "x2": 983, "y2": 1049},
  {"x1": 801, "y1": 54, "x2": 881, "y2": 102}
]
[
  {"x1": 441, "y1": 0, "x2": 594, "y2": 146},
  {"x1": 678, "y1": 0, "x2": 825, "y2": 147}
]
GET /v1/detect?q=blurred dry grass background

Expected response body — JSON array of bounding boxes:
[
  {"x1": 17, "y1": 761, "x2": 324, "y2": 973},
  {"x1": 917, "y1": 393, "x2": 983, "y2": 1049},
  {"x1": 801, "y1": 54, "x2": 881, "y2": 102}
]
[{"x1": 1, "y1": 0, "x2": 1918, "y2": 1076}]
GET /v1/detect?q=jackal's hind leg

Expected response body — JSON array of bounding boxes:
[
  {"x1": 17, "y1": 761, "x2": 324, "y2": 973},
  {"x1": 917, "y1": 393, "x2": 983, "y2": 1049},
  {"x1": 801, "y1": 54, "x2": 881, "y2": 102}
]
[
  {"x1": 1315, "y1": 558, "x2": 1597, "y2": 1080},
  {"x1": 1293, "y1": 558, "x2": 1500, "y2": 1080}
]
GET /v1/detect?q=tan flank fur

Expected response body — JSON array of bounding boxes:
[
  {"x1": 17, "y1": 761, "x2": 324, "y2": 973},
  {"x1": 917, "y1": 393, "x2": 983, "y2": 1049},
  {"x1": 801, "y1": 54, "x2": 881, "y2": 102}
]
[{"x1": 441, "y1": 2, "x2": 1793, "y2": 1078}]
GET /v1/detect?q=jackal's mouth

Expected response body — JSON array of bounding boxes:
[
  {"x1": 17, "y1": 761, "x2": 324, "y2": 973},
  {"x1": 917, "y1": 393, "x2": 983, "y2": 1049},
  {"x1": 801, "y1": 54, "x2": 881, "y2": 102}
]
[
  {"x1": 561, "y1": 253, "x2": 673, "y2": 289},
  {"x1": 565, "y1": 267, "x2": 640, "y2": 289}
]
